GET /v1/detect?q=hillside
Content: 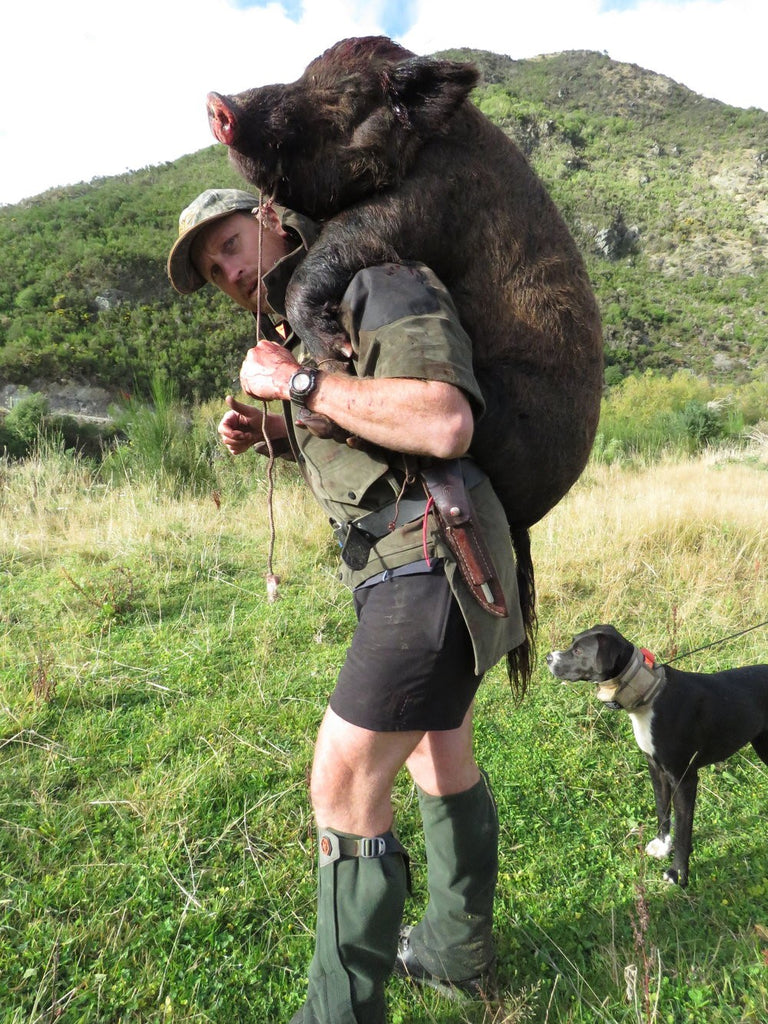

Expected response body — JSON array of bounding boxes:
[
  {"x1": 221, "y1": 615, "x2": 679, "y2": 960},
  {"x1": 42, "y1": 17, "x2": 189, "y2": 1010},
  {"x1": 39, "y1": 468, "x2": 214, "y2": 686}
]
[{"x1": 1, "y1": 48, "x2": 767, "y2": 410}]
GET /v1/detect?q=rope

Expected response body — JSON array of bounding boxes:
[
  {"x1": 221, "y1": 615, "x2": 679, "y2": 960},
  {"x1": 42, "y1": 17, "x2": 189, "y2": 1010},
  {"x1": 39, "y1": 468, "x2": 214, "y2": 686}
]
[
  {"x1": 253, "y1": 197, "x2": 280, "y2": 602},
  {"x1": 664, "y1": 618, "x2": 768, "y2": 665}
]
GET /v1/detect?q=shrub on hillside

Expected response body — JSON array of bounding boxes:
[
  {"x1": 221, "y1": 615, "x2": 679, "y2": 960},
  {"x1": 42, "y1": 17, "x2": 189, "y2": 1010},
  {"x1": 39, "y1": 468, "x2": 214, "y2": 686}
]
[
  {"x1": 597, "y1": 370, "x2": 750, "y2": 459},
  {"x1": 1, "y1": 391, "x2": 119, "y2": 459},
  {"x1": 4, "y1": 391, "x2": 49, "y2": 445},
  {"x1": 101, "y1": 374, "x2": 219, "y2": 495}
]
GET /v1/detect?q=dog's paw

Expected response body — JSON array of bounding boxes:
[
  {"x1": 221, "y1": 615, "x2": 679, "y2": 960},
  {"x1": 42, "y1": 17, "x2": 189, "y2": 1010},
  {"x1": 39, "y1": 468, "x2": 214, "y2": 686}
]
[
  {"x1": 646, "y1": 835, "x2": 672, "y2": 859},
  {"x1": 662, "y1": 867, "x2": 688, "y2": 887}
]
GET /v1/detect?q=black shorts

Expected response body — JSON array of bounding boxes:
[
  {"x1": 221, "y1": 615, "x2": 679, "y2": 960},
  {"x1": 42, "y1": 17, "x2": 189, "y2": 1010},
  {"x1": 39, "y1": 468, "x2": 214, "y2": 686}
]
[{"x1": 329, "y1": 563, "x2": 482, "y2": 732}]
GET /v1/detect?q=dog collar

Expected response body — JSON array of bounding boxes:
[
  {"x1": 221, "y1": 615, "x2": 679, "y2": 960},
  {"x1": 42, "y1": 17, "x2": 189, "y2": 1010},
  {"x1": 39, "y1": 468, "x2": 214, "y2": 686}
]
[{"x1": 598, "y1": 645, "x2": 665, "y2": 711}]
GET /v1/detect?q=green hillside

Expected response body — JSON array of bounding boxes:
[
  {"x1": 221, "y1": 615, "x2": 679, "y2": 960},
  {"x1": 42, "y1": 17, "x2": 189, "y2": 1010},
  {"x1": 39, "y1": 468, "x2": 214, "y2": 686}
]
[{"x1": 1, "y1": 48, "x2": 767, "y2": 405}]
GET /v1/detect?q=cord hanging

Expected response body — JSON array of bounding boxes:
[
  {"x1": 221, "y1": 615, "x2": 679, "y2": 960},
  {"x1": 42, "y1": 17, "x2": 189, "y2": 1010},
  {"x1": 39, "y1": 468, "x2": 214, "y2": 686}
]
[{"x1": 253, "y1": 196, "x2": 280, "y2": 602}]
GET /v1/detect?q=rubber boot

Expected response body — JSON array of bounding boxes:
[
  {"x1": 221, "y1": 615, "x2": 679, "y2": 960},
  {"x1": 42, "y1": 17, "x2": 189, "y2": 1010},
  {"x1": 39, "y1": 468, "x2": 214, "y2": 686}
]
[
  {"x1": 289, "y1": 828, "x2": 409, "y2": 1024},
  {"x1": 399, "y1": 773, "x2": 498, "y2": 989}
]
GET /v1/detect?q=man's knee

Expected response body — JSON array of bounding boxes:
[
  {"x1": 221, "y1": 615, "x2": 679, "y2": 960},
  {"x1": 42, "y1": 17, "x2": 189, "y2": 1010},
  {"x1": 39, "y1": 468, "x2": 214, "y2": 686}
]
[
  {"x1": 405, "y1": 718, "x2": 480, "y2": 796},
  {"x1": 308, "y1": 742, "x2": 383, "y2": 831},
  {"x1": 309, "y1": 708, "x2": 423, "y2": 830},
  {"x1": 308, "y1": 759, "x2": 348, "y2": 819}
]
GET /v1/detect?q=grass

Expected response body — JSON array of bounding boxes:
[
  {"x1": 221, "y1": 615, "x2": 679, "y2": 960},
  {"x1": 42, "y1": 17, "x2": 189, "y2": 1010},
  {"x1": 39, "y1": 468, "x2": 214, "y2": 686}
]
[{"x1": 2, "y1": 441, "x2": 768, "y2": 1023}]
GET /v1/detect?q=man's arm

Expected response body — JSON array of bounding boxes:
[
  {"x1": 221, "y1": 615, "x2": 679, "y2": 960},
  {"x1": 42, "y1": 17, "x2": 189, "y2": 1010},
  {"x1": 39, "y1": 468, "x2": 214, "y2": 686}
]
[{"x1": 238, "y1": 339, "x2": 473, "y2": 459}]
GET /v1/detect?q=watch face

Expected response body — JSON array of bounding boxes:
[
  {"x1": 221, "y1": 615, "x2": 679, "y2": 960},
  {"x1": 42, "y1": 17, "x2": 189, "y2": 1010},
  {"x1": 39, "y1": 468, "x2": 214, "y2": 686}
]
[{"x1": 290, "y1": 368, "x2": 317, "y2": 405}]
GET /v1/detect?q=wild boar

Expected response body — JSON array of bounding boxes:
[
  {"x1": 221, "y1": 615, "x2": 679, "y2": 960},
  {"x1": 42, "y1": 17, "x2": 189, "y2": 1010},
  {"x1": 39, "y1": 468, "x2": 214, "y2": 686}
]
[{"x1": 206, "y1": 35, "x2": 603, "y2": 532}]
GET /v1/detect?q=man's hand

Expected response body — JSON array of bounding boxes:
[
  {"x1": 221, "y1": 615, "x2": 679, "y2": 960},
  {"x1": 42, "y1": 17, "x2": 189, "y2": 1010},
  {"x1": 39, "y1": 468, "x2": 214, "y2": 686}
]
[
  {"x1": 239, "y1": 340, "x2": 299, "y2": 402},
  {"x1": 218, "y1": 395, "x2": 288, "y2": 456},
  {"x1": 218, "y1": 396, "x2": 264, "y2": 454}
]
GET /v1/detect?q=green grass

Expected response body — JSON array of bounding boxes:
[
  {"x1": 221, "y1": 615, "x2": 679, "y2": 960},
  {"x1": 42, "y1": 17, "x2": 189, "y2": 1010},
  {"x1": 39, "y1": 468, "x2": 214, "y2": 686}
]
[{"x1": 2, "y1": 445, "x2": 768, "y2": 1023}]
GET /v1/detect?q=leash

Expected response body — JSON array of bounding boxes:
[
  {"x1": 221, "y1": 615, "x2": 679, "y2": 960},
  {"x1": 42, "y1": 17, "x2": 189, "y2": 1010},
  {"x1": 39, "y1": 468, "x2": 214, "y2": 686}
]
[{"x1": 663, "y1": 618, "x2": 768, "y2": 665}]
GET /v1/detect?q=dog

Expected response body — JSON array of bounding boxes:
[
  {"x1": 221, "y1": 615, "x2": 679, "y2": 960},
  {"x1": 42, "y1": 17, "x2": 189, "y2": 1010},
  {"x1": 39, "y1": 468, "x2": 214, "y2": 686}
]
[{"x1": 546, "y1": 624, "x2": 768, "y2": 886}]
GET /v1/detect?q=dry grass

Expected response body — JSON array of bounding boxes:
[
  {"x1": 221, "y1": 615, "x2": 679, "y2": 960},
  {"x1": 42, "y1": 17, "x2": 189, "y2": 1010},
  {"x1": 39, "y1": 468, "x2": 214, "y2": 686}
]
[
  {"x1": 4, "y1": 448, "x2": 767, "y2": 654},
  {"x1": 0, "y1": 450, "x2": 330, "y2": 569},
  {"x1": 4, "y1": 443, "x2": 766, "y2": 686},
  {"x1": 533, "y1": 453, "x2": 768, "y2": 663}
]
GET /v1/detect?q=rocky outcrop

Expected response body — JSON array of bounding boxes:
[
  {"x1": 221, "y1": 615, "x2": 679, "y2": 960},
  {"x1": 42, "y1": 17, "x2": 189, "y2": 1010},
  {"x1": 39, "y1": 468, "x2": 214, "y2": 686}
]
[{"x1": 0, "y1": 380, "x2": 118, "y2": 422}]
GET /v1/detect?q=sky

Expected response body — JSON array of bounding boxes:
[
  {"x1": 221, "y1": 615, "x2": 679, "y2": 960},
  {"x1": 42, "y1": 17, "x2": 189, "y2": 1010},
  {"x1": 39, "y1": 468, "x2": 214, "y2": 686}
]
[{"x1": 1, "y1": 0, "x2": 766, "y2": 207}]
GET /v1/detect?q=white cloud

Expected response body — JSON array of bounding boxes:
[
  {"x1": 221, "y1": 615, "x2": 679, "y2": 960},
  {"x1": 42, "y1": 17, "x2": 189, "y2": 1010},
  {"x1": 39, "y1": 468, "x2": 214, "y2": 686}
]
[
  {"x1": 402, "y1": 0, "x2": 767, "y2": 109},
  {"x1": 0, "y1": 0, "x2": 383, "y2": 205},
  {"x1": 1, "y1": 0, "x2": 765, "y2": 206}
]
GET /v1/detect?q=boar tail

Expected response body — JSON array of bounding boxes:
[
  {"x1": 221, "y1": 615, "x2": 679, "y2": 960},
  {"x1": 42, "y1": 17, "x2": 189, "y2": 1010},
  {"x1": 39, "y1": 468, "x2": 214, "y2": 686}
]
[{"x1": 506, "y1": 527, "x2": 537, "y2": 701}]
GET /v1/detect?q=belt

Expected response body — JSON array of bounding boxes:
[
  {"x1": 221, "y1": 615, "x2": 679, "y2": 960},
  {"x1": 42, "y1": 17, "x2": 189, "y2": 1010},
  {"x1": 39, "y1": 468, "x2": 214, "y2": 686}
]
[
  {"x1": 333, "y1": 495, "x2": 430, "y2": 571},
  {"x1": 355, "y1": 557, "x2": 441, "y2": 591},
  {"x1": 318, "y1": 829, "x2": 408, "y2": 867},
  {"x1": 333, "y1": 458, "x2": 491, "y2": 575},
  {"x1": 354, "y1": 496, "x2": 430, "y2": 538}
]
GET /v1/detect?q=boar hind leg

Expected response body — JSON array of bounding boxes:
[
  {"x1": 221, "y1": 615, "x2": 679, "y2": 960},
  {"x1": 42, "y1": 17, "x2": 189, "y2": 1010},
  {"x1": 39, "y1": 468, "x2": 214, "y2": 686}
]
[
  {"x1": 285, "y1": 270, "x2": 348, "y2": 363},
  {"x1": 285, "y1": 224, "x2": 398, "y2": 362}
]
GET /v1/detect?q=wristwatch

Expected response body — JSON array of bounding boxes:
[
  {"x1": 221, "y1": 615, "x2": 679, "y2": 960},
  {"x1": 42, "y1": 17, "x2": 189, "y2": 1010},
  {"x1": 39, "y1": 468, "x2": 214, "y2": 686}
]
[{"x1": 288, "y1": 367, "x2": 320, "y2": 406}]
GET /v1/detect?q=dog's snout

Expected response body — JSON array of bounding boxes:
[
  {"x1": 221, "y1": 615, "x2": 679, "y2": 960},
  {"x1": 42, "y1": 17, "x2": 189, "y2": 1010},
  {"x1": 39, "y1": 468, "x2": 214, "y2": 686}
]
[{"x1": 546, "y1": 650, "x2": 566, "y2": 678}]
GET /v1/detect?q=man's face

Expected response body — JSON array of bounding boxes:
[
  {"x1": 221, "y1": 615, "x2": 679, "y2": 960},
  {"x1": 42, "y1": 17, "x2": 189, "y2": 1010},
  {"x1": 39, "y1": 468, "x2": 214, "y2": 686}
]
[{"x1": 191, "y1": 211, "x2": 292, "y2": 312}]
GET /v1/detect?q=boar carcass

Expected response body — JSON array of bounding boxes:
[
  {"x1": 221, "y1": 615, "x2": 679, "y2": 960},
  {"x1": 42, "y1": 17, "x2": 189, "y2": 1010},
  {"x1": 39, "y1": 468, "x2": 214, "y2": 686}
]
[{"x1": 206, "y1": 36, "x2": 603, "y2": 533}]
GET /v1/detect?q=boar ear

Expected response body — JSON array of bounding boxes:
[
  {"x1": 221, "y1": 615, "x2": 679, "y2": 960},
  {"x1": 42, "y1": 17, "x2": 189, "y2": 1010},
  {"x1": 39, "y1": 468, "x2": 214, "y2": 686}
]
[
  {"x1": 346, "y1": 56, "x2": 479, "y2": 183},
  {"x1": 385, "y1": 57, "x2": 479, "y2": 133}
]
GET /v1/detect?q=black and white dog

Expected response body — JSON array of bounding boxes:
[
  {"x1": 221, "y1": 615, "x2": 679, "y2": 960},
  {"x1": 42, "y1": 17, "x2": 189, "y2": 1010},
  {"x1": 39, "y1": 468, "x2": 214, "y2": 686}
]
[{"x1": 546, "y1": 624, "x2": 768, "y2": 886}]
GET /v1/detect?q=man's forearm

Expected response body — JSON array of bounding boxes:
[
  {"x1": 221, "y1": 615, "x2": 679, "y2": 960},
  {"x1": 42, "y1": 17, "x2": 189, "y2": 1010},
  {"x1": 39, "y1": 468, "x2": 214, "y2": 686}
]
[
  {"x1": 239, "y1": 340, "x2": 474, "y2": 459},
  {"x1": 306, "y1": 373, "x2": 473, "y2": 459}
]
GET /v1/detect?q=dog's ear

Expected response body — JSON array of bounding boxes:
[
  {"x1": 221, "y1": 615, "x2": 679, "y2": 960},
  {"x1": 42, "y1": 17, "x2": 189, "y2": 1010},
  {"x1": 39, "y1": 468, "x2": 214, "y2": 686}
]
[
  {"x1": 572, "y1": 623, "x2": 618, "y2": 646},
  {"x1": 595, "y1": 626, "x2": 634, "y2": 675}
]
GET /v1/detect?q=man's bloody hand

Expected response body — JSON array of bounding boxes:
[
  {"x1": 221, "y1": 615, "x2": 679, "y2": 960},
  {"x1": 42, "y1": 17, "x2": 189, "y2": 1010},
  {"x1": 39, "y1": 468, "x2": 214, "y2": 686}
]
[{"x1": 239, "y1": 340, "x2": 299, "y2": 402}]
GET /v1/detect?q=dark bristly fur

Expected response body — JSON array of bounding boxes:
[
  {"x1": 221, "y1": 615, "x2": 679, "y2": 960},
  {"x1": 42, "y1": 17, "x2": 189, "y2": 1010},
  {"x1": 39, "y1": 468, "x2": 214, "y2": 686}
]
[{"x1": 207, "y1": 37, "x2": 605, "y2": 695}]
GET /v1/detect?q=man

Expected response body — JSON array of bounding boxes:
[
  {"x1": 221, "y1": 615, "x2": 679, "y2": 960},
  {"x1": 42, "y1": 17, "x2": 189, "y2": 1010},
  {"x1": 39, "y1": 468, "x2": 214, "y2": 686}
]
[{"x1": 167, "y1": 188, "x2": 525, "y2": 1024}]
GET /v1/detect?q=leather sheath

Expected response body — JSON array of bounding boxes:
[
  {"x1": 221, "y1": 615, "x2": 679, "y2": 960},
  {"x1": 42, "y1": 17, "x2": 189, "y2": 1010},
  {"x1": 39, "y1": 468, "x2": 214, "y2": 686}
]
[{"x1": 421, "y1": 460, "x2": 509, "y2": 618}]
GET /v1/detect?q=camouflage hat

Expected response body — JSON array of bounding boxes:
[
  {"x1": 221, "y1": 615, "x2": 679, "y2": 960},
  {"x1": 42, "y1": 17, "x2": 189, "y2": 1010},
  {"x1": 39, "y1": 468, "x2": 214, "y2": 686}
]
[{"x1": 167, "y1": 188, "x2": 262, "y2": 294}]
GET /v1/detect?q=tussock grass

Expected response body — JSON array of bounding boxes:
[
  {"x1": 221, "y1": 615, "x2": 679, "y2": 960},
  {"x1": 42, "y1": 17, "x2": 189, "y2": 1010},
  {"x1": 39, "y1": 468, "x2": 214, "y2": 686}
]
[
  {"x1": 536, "y1": 455, "x2": 768, "y2": 662},
  {"x1": 2, "y1": 446, "x2": 768, "y2": 1023}
]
